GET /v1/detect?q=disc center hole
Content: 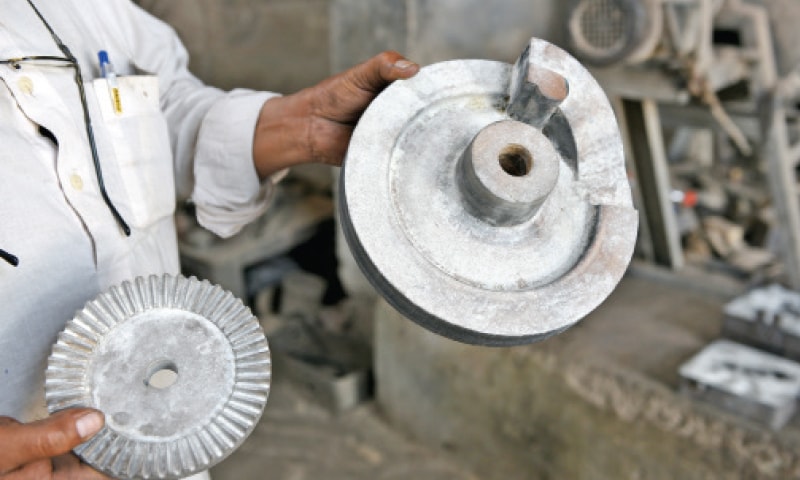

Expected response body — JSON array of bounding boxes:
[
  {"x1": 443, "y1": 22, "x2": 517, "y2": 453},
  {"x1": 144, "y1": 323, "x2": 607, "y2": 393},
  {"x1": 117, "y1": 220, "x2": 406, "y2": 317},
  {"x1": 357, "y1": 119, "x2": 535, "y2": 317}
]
[
  {"x1": 498, "y1": 144, "x2": 533, "y2": 177},
  {"x1": 145, "y1": 361, "x2": 178, "y2": 389}
]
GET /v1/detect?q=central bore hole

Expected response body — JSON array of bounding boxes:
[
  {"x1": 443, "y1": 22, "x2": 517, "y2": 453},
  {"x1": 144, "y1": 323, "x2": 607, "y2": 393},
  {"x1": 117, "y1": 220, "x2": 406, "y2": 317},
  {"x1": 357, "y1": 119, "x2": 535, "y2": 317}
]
[
  {"x1": 498, "y1": 144, "x2": 533, "y2": 177},
  {"x1": 145, "y1": 361, "x2": 179, "y2": 389}
]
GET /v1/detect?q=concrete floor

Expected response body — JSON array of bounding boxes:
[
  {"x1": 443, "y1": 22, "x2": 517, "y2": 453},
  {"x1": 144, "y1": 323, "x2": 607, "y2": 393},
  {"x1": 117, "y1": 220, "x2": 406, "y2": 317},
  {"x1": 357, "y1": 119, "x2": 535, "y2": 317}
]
[
  {"x1": 209, "y1": 369, "x2": 477, "y2": 480},
  {"x1": 207, "y1": 264, "x2": 800, "y2": 479},
  {"x1": 372, "y1": 266, "x2": 800, "y2": 479},
  {"x1": 206, "y1": 266, "x2": 734, "y2": 480},
  {"x1": 206, "y1": 273, "x2": 476, "y2": 480}
]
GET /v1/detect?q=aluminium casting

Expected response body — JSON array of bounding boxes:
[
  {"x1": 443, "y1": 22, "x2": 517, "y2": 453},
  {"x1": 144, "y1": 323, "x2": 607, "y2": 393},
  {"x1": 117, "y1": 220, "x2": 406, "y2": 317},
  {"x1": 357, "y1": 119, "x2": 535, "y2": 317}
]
[
  {"x1": 339, "y1": 38, "x2": 638, "y2": 346},
  {"x1": 45, "y1": 274, "x2": 271, "y2": 480}
]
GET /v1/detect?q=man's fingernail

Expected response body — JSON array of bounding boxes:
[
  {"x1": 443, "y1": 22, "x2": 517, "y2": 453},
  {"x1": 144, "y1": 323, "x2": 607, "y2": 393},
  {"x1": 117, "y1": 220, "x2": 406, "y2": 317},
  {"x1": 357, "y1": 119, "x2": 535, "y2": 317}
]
[
  {"x1": 76, "y1": 412, "x2": 104, "y2": 439},
  {"x1": 394, "y1": 60, "x2": 417, "y2": 70}
]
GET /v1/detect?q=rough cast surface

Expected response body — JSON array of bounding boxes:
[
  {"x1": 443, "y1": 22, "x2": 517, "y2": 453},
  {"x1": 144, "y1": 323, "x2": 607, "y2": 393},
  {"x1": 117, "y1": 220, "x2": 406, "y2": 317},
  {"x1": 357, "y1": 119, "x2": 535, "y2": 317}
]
[
  {"x1": 45, "y1": 274, "x2": 271, "y2": 479},
  {"x1": 339, "y1": 38, "x2": 638, "y2": 346}
]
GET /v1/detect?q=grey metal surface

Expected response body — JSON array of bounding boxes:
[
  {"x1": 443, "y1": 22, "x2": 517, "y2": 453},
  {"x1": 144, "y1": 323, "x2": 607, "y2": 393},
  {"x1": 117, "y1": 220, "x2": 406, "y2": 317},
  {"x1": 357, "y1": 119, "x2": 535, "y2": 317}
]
[
  {"x1": 763, "y1": 96, "x2": 800, "y2": 290},
  {"x1": 339, "y1": 38, "x2": 638, "y2": 346},
  {"x1": 45, "y1": 274, "x2": 271, "y2": 480},
  {"x1": 723, "y1": 283, "x2": 800, "y2": 361},
  {"x1": 679, "y1": 339, "x2": 800, "y2": 430},
  {"x1": 621, "y1": 99, "x2": 685, "y2": 269}
]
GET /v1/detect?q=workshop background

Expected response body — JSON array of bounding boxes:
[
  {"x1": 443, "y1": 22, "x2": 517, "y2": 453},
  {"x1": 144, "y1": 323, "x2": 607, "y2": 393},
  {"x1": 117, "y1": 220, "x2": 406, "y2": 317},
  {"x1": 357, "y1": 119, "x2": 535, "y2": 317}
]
[{"x1": 136, "y1": 1, "x2": 800, "y2": 479}]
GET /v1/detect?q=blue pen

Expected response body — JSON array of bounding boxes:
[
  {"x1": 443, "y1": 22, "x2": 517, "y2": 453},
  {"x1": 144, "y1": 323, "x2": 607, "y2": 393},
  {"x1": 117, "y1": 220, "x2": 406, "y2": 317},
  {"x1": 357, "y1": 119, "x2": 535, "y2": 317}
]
[{"x1": 98, "y1": 50, "x2": 122, "y2": 114}]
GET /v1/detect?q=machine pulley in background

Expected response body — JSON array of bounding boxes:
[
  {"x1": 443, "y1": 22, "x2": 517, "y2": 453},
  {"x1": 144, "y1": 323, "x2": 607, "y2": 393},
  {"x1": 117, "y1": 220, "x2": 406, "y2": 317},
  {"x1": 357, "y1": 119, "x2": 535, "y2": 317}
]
[{"x1": 339, "y1": 38, "x2": 638, "y2": 346}]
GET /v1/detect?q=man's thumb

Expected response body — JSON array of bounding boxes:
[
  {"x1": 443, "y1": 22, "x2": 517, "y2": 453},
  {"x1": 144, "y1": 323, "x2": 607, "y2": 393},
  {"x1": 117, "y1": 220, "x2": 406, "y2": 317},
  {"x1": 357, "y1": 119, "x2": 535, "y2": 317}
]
[
  {"x1": 1, "y1": 409, "x2": 104, "y2": 471},
  {"x1": 348, "y1": 51, "x2": 419, "y2": 93}
]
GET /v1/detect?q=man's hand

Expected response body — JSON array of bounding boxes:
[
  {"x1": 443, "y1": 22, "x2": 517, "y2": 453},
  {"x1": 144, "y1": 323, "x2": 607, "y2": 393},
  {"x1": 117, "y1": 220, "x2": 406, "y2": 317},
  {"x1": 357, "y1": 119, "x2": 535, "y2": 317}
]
[
  {"x1": 253, "y1": 51, "x2": 420, "y2": 178},
  {"x1": 0, "y1": 409, "x2": 110, "y2": 479}
]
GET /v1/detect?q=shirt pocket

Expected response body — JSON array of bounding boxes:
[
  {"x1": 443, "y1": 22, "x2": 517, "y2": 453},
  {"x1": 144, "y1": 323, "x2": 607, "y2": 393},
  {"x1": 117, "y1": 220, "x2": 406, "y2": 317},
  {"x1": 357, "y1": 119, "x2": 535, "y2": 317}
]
[{"x1": 91, "y1": 75, "x2": 175, "y2": 229}]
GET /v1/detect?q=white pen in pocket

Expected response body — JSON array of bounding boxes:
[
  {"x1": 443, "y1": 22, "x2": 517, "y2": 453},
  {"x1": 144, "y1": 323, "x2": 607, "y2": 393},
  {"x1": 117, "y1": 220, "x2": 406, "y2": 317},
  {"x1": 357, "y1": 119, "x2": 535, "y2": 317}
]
[{"x1": 98, "y1": 50, "x2": 122, "y2": 115}]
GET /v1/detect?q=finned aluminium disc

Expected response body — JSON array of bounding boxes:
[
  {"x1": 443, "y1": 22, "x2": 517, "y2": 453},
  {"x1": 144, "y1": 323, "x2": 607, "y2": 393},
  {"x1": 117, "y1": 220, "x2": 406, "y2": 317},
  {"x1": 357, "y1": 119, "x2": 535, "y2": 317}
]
[{"x1": 45, "y1": 274, "x2": 271, "y2": 480}]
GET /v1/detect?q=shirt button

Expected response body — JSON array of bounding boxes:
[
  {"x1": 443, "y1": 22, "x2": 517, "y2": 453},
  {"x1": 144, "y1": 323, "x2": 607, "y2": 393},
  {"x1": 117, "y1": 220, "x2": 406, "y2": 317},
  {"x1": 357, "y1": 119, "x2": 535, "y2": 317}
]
[
  {"x1": 17, "y1": 76, "x2": 34, "y2": 95},
  {"x1": 70, "y1": 174, "x2": 84, "y2": 191}
]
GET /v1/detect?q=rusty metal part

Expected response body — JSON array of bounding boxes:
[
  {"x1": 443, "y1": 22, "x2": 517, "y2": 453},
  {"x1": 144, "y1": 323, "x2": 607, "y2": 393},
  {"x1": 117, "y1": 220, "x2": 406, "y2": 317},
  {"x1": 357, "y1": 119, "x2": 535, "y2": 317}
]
[
  {"x1": 507, "y1": 60, "x2": 569, "y2": 128},
  {"x1": 45, "y1": 274, "x2": 271, "y2": 480},
  {"x1": 339, "y1": 38, "x2": 638, "y2": 346}
]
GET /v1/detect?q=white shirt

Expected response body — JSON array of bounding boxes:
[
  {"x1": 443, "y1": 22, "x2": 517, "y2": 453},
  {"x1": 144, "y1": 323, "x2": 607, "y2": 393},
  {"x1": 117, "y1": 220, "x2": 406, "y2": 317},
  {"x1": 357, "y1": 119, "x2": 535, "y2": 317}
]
[{"x1": 0, "y1": 0, "x2": 280, "y2": 420}]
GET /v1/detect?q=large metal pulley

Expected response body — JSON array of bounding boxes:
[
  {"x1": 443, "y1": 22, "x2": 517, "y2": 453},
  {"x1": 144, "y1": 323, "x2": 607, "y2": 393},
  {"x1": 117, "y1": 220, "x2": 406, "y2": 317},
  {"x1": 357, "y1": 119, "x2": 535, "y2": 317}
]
[{"x1": 339, "y1": 38, "x2": 638, "y2": 346}]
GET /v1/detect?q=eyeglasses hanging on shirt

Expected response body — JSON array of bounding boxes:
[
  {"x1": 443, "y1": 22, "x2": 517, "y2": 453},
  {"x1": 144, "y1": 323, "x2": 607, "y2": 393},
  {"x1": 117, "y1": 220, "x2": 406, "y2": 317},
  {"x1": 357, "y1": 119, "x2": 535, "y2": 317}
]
[
  {"x1": 1, "y1": 249, "x2": 19, "y2": 267},
  {"x1": 0, "y1": 0, "x2": 132, "y2": 237}
]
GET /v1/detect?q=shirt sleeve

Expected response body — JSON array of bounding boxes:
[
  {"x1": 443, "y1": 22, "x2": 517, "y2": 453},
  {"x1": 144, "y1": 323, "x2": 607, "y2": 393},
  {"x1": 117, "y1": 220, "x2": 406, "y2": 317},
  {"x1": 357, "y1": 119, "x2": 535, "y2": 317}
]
[
  {"x1": 192, "y1": 89, "x2": 287, "y2": 238},
  {"x1": 116, "y1": 0, "x2": 284, "y2": 238}
]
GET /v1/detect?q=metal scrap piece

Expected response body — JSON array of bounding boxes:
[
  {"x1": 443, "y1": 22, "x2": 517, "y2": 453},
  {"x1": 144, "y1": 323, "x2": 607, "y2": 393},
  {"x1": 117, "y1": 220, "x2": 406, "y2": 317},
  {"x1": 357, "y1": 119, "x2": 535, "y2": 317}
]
[
  {"x1": 679, "y1": 339, "x2": 800, "y2": 430},
  {"x1": 45, "y1": 274, "x2": 271, "y2": 480},
  {"x1": 723, "y1": 283, "x2": 800, "y2": 361}
]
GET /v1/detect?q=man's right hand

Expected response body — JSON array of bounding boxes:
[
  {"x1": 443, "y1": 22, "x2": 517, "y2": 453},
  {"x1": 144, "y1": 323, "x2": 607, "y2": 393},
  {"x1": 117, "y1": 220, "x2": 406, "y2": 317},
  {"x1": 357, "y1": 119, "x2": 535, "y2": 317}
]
[{"x1": 0, "y1": 408, "x2": 109, "y2": 479}]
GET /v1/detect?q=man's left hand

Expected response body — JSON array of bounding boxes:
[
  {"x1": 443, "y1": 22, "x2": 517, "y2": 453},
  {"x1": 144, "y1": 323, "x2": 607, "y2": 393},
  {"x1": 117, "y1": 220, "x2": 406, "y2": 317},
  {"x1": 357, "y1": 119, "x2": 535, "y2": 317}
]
[{"x1": 253, "y1": 51, "x2": 419, "y2": 178}]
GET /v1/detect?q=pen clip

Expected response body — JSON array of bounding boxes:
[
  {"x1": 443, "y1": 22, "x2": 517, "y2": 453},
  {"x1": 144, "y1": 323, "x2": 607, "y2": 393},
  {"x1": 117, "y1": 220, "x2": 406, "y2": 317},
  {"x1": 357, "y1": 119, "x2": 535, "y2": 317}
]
[{"x1": 98, "y1": 50, "x2": 110, "y2": 76}]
